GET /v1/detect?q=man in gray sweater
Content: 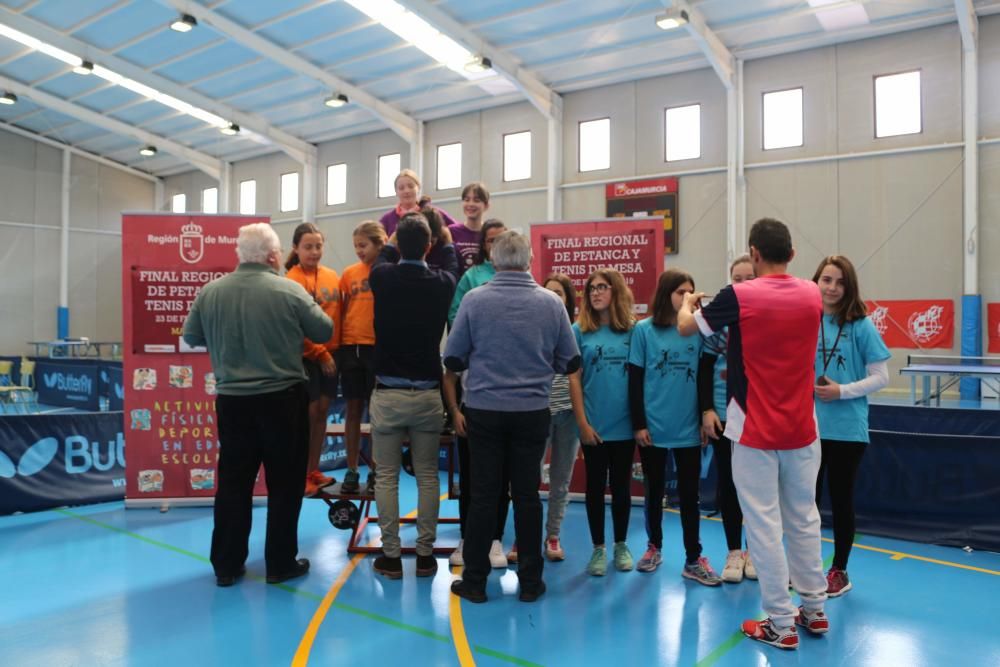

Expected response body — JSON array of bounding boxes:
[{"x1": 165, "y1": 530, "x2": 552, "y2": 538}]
[
  {"x1": 444, "y1": 230, "x2": 580, "y2": 603},
  {"x1": 183, "y1": 222, "x2": 332, "y2": 588}
]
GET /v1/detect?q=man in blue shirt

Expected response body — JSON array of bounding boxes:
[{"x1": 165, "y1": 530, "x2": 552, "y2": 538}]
[{"x1": 444, "y1": 231, "x2": 580, "y2": 603}]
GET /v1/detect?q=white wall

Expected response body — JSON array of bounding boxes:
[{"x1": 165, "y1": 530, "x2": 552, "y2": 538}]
[
  {"x1": 32, "y1": 16, "x2": 1000, "y2": 391},
  {"x1": 0, "y1": 129, "x2": 156, "y2": 355}
]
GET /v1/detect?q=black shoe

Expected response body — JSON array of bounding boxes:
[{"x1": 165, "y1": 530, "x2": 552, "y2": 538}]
[
  {"x1": 216, "y1": 565, "x2": 246, "y2": 587},
  {"x1": 450, "y1": 579, "x2": 487, "y2": 603},
  {"x1": 365, "y1": 474, "x2": 376, "y2": 495},
  {"x1": 373, "y1": 554, "x2": 403, "y2": 579},
  {"x1": 341, "y1": 470, "x2": 360, "y2": 494},
  {"x1": 518, "y1": 580, "x2": 546, "y2": 603},
  {"x1": 266, "y1": 558, "x2": 310, "y2": 584},
  {"x1": 415, "y1": 554, "x2": 438, "y2": 577}
]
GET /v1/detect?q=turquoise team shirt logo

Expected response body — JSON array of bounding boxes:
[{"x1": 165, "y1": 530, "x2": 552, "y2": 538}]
[
  {"x1": 573, "y1": 323, "x2": 633, "y2": 441},
  {"x1": 629, "y1": 319, "x2": 701, "y2": 448}
]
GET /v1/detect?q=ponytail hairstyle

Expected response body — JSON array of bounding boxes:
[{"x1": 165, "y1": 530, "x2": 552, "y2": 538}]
[
  {"x1": 419, "y1": 200, "x2": 444, "y2": 243},
  {"x1": 284, "y1": 222, "x2": 323, "y2": 271},
  {"x1": 353, "y1": 220, "x2": 387, "y2": 247},
  {"x1": 476, "y1": 218, "x2": 507, "y2": 265},
  {"x1": 461, "y1": 181, "x2": 490, "y2": 205}
]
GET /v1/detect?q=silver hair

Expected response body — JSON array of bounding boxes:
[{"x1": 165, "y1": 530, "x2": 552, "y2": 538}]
[
  {"x1": 235, "y1": 222, "x2": 280, "y2": 264},
  {"x1": 490, "y1": 230, "x2": 532, "y2": 271}
]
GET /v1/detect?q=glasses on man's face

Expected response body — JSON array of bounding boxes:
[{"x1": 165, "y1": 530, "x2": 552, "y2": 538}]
[{"x1": 587, "y1": 283, "x2": 611, "y2": 294}]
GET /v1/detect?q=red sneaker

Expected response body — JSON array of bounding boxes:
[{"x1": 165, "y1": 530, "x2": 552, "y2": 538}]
[
  {"x1": 826, "y1": 567, "x2": 853, "y2": 597},
  {"x1": 795, "y1": 606, "x2": 830, "y2": 634},
  {"x1": 309, "y1": 470, "x2": 335, "y2": 488},
  {"x1": 741, "y1": 618, "x2": 799, "y2": 649}
]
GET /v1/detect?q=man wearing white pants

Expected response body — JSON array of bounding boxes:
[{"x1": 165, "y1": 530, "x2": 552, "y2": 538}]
[{"x1": 679, "y1": 218, "x2": 828, "y2": 650}]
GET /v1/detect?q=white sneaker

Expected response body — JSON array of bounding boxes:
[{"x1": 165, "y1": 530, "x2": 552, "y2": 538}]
[
  {"x1": 449, "y1": 539, "x2": 464, "y2": 567},
  {"x1": 489, "y1": 540, "x2": 508, "y2": 568},
  {"x1": 744, "y1": 551, "x2": 757, "y2": 580},
  {"x1": 722, "y1": 549, "x2": 746, "y2": 583}
]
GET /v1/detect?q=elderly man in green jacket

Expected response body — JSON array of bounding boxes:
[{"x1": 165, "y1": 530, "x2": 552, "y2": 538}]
[{"x1": 184, "y1": 222, "x2": 332, "y2": 588}]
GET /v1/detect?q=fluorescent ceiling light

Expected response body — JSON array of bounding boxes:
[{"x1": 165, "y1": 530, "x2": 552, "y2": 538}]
[
  {"x1": 0, "y1": 24, "x2": 82, "y2": 67},
  {"x1": 139, "y1": 145, "x2": 157, "y2": 156},
  {"x1": 170, "y1": 14, "x2": 197, "y2": 33},
  {"x1": 813, "y1": 2, "x2": 870, "y2": 31},
  {"x1": 464, "y1": 56, "x2": 492, "y2": 74},
  {"x1": 655, "y1": 9, "x2": 689, "y2": 30},
  {"x1": 342, "y1": 0, "x2": 492, "y2": 81},
  {"x1": 0, "y1": 26, "x2": 231, "y2": 131},
  {"x1": 0, "y1": 91, "x2": 17, "y2": 105},
  {"x1": 324, "y1": 93, "x2": 348, "y2": 108}
]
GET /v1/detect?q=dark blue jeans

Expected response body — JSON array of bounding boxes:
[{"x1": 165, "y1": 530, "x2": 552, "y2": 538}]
[{"x1": 461, "y1": 406, "x2": 550, "y2": 592}]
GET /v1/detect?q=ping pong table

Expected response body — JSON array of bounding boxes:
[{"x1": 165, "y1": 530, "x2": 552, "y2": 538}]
[{"x1": 899, "y1": 355, "x2": 1000, "y2": 406}]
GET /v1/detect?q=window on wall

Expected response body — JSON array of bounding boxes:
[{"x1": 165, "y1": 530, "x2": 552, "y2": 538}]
[
  {"x1": 579, "y1": 118, "x2": 611, "y2": 172},
  {"x1": 436, "y1": 143, "x2": 462, "y2": 191},
  {"x1": 762, "y1": 87, "x2": 803, "y2": 150},
  {"x1": 280, "y1": 172, "x2": 299, "y2": 213},
  {"x1": 665, "y1": 104, "x2": 701, "y2": 162},
  {"x1": 503, "y1": 131, "x2": 532, "y2": 182},
  {"x1": 239, "y1": 179, "x2": 256, "y2": 214},
  {"x1": 202, "y1": 187, "x2": 218, "y2": 214},
  {"x1": 875, "y1": 70, "x2": 921, "y2": 138},
  {"x1": 171, "y1": 193, "x2": 186, "y2": 213},
  {"x1": 378, "y1": 153, "x2": 401, "y2": 199},
  {"x1": 327, "y1": 164, "x2": 347, "y2": 206}
]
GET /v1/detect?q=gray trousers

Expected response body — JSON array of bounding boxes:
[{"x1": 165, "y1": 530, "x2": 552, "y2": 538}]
[
  {"x1": 371, "y1": 387, "x2": 443, "y2": 558},
  {"x1": 544, "y1": 409, "x2": 580, "y2": 537}
]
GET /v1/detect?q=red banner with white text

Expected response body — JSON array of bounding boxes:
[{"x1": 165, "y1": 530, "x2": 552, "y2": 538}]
[
  {"x1": 122, "y1": 213, "x2": 268, "y2": 503},
  {"x1": 530, "y1": 218, "x2": 664, "y2": 316},
  {"x1": 864, "y1": 299, "x2": 954, "y2": 349},
  {"x1": 988, "y1": 304, "x2": 1000, "y2": 354}
]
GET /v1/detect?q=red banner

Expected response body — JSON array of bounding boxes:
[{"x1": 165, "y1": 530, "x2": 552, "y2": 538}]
[
  {"x1": 864, "y1": 299, "x2": 954, "y2": 349},
  {"x1": 530, "y1": 219, "x2": 664, "y2": 315},
  {"x1": 605, "y1": 177, "x2": 678, "y2": 254},
  {"x1": 123, "y1": 213, "x2": 268, "y2": 502},
  {"x1": 988, "y1": 304, "x2": 1000, "y2": 354}
]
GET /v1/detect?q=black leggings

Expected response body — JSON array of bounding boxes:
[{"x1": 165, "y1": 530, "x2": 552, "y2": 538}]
[
  {"x1": 640, "y1": 446, "x2": 702, "y2": 562},
  {"x1": 581, "y1": 440, "x2": 634, "y2": 546},
  {"x1": 712, "y1": 429, "x2": 745, "y2": 551},
  {"x1": 816, "y1": 438, "x2": 866, "y2": 570}
]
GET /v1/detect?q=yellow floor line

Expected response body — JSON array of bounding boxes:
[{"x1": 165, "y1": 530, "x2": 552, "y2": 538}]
[
  {"x1": 448, "y1": 565, "x2": 475, "y2": 667},
  {"x1": 667, "y1": 507, "x2": 1000, "y2": 576},
  {"x1": 292, "y1": 492, "x2": 450, "y2": 667}
]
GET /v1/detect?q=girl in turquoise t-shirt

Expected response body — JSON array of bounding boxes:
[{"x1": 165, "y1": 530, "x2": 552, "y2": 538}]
[
  {"x1": 812, "y1": 255, "x2": 890, "y2": 598},
  {"x1": 629, "y1": 269, "x2": 721, "y2": 586},
  {"x1": 569, "y1": 269, "x2": 636, "y2": 577},
  {"x1": 698, "y1": 255, "x2": 756, "y2": 584}
]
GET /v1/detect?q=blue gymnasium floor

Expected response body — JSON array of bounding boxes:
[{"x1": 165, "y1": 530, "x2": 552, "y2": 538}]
[{"x1": 2, "y1": 470, "x2": 999, "y2": 667}]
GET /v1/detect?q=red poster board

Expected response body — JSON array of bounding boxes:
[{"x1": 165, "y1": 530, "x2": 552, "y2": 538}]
[
  {"x1": 865, "y1": 299, "x2": 954, "y2": 349},
  {"x1": 988, "y1": 304, "x2": 1000, "y2": 354},
  {"x1": 122, "y1": 213, "x2": 268, "y2": 504},
  {"x1": 530, "y1": 218, "x2": 664, "y2": 315},
  {"x1": 605, "y1": 177, "x2": 678, "y2": 254}
]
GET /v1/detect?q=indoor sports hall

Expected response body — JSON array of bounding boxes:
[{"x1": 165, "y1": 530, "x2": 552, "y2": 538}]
[{"x1": 1, "y1": 1, "x2": 998, "y2": 666}]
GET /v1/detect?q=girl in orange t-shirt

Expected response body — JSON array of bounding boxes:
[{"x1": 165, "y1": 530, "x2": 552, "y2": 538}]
[
  {"x1": 336, "y1": 220, "x2": 387, "y2": 494},
  {"x1": 285, "y1": 222, "x2": 341, "y2": 497}
]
